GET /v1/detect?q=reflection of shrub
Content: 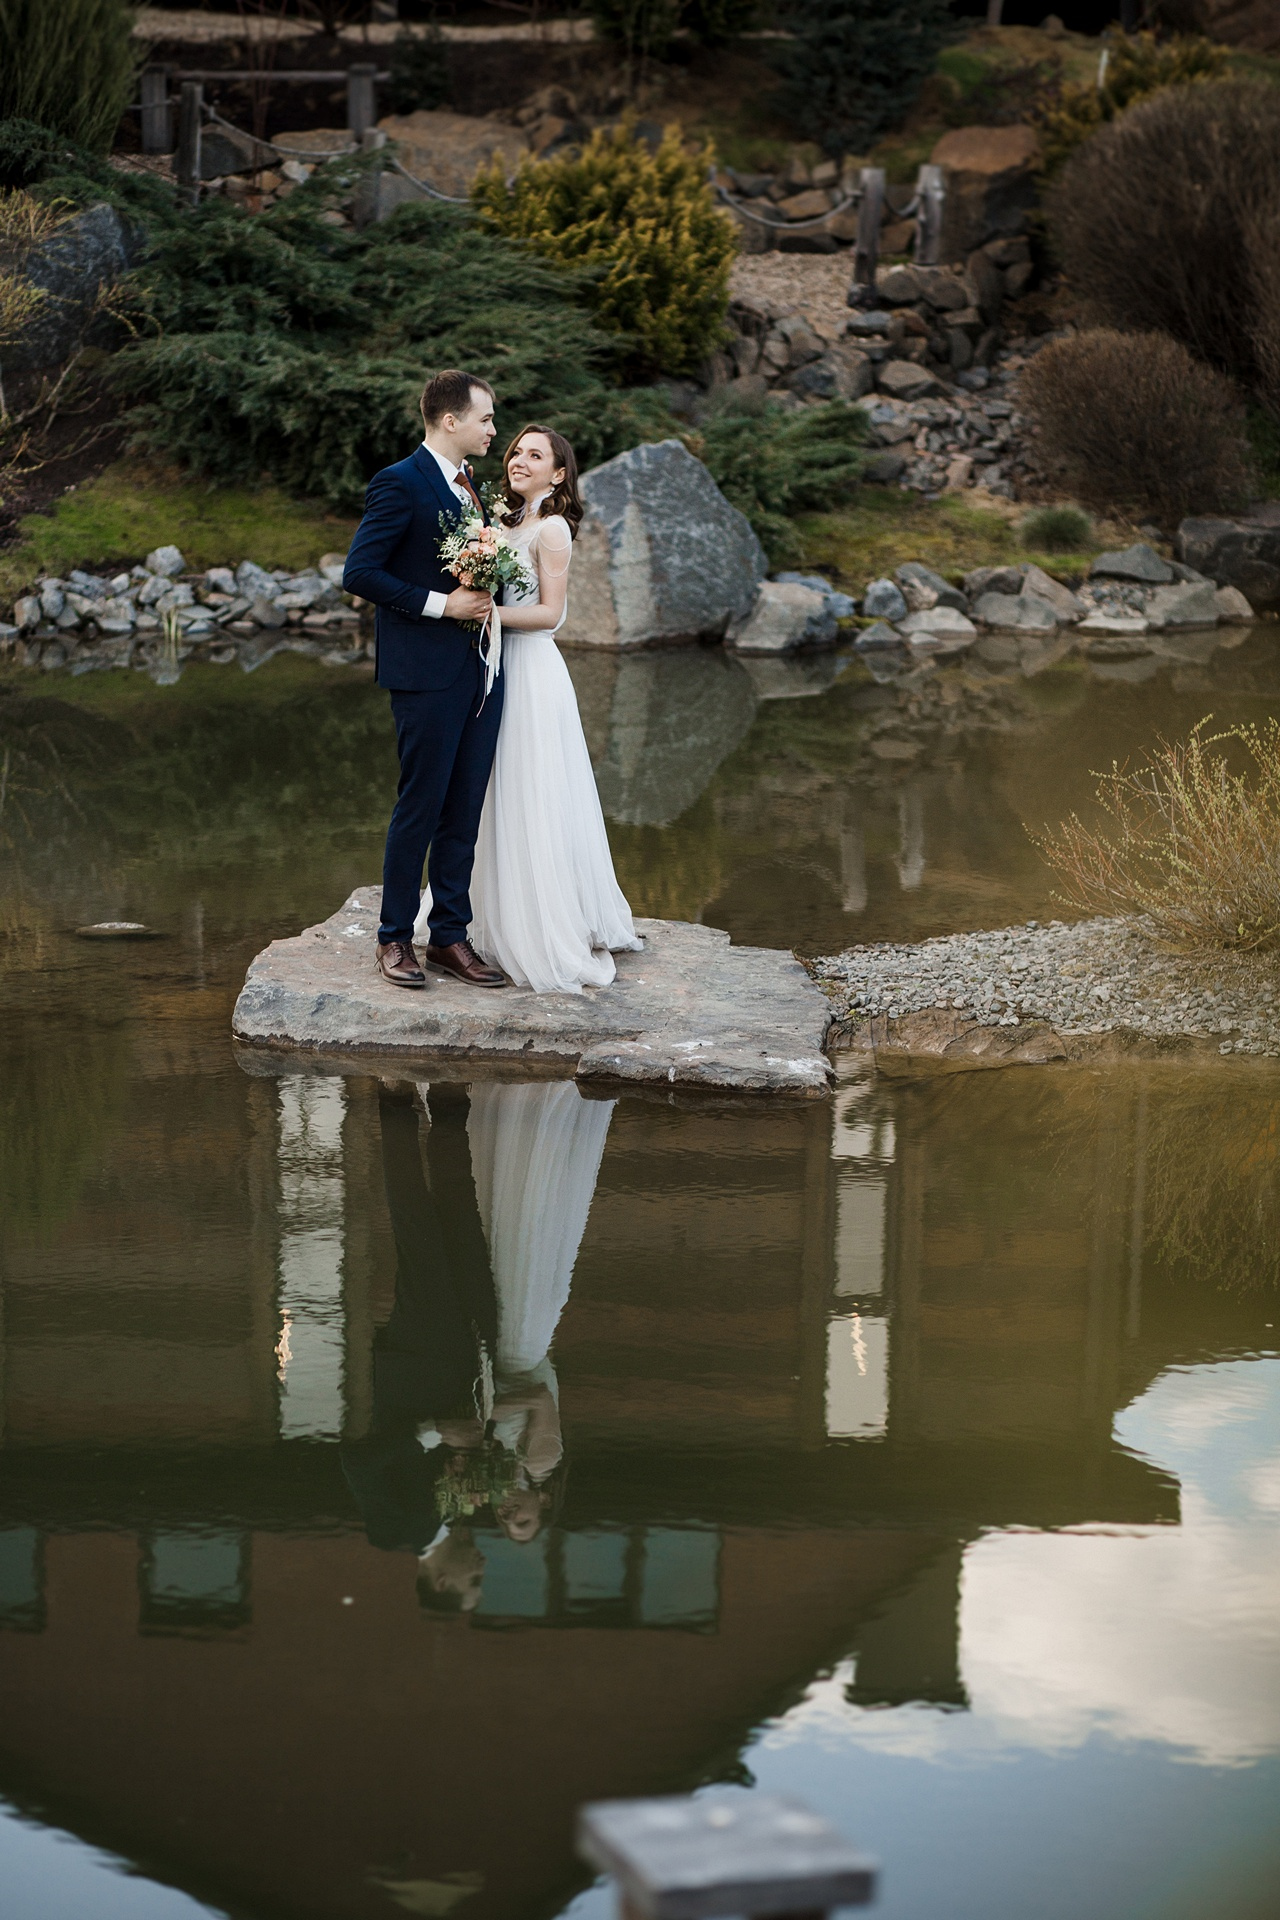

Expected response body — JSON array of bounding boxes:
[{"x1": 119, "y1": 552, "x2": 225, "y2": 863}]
[
  {"x1": 1032, "y1": 719, "x2": 1280, "y2": 954},
  {"x1": 1030, "y1": 31, "x2": 1226, "y2": 174},
  {"x1": 1020, "y1": 330, "x2": 1251, "y2": 525},
  {"x1": 0, "y1": 0, "x2": 139, "y2": 156},
  {"x1": 1048, "y1": 82, "x2": 1280, "y2": 402},
  {"x1": 691, "y1": 391, "x2": 869, "y2": 563},
  {"x1": 473, "y1": 126, "x2": 735, "y2": 381},
  {"x1": 1018, "y1": 505, "x2": 1091, "y2": 552},
  {"x1": 113, "y1": 182, "x2": 671, "y2": 509},
  {"x1": 1146, "y1": 1082, "x2": 1280, "y2": 1294},
  {"x1": 776, "y1": 0, "x2": 957, "y2": 157}
]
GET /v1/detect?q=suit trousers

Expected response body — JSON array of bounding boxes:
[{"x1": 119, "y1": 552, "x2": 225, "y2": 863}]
[{"x1": 379, "y1": 648, "x2": 504, "y2": 947}]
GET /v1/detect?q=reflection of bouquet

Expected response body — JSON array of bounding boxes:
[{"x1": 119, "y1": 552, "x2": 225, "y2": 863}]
[
  {"x1": 435, "y1": 1443, "x2": 522, "y2": 1524},
  {"x1": 437, "y1": 506, "x2": 534, "y2": 633}
]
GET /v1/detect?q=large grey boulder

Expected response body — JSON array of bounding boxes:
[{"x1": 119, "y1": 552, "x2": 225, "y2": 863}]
[
  {"x1": 1020, "y1": 564, "x2": 1083, "y2": 622},
  {"x1": 727, "y1": 580, "x2": 838, "y2": 653},
  {"x1": 863, "y1": 577, "x2": 908, "y2": 621},
  {"x1": 5, "y1": 204, "x2": 138, "y2": 371},
  {"x1": 1144, "y1": 581, "x2": 1219, "y2": 629},
  {"x1": 1089, "y1": 543, "x2": 1174, "y2": 585},
  {"x1": 895, "y1": 561, "x2": 968, "y2": 613},
  {"x1": 560, "y1": 440, "x2": 766, "y2": 647},
  {"x1": 973, "y1": 591, "x2": 1059, "y2": 633},
  {"x1": 1177, "y1": 513, "x2": 1280, "y2": 614}
]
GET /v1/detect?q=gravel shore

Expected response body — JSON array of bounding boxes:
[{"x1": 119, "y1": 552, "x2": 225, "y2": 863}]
[{"x1": 812, "y1": 916, "x2": 1280, "y2": 1058}]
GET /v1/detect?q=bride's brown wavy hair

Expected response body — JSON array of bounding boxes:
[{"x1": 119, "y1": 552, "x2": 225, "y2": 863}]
[{"x1": 498, "y1": 425, "x2": 583, "y2": 538}]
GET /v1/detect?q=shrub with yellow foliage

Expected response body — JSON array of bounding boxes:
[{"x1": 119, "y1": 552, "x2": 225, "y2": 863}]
[
  {"x1": 1030, "y1": 31, "x2": 1227, "y2": 174},
  {"x1": 472, "y1": 124, "x2": 736, "y2": 381}
]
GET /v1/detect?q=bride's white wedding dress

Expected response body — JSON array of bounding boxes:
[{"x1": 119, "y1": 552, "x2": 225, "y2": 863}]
[{"x1": 415, "y1": 504, "x2": 642, "y2": 994}]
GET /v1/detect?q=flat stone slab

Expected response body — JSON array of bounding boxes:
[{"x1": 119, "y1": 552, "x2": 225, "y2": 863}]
[{"x1": 232, "y1": 888, "x2": 833, "y2": 1096}]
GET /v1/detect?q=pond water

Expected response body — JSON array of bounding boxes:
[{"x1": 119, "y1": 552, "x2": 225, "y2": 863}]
[{"x1": 1, "y1": 634, "x2": 1278, "y2": 1920}]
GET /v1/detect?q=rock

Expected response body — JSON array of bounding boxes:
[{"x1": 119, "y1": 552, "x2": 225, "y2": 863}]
[
  {"x1": 785, "y1": 345, "x2": 873, "y2": 401},
  {"x1": 863, "y1": 450, "x2": 907, "y2": 485},
  {"x1": 863, "y1": 577, "x2": 909, "y2": 622},
  {"x1": 943, "y1": 453, "x2": 974, "y2": 491},
  {"x1": 4, "y1": 204, "x2": 138, "y2": 371},
  {"x1": 727, "y1": 580, "x2": 837, "y2": 653},
  {"x1": 877, "y1": 360, "x2": 945, "y2": 401},
  {"x1": 156, "y1": 582, "x2": 194, "y2": 613},
  {"x1": 561, "y1": 439, "x2": 766, "y2": 648},
  {"x1": 1176, "y1": 513, "x2": 1280, "y2": 613},
  {"x1": 318, "y1": 551, "x2": 349, "y2": 587},
  {"x1": 1144, "y1": 580, "x2": 1220, "y2": 629},
  {"x1": 1214, "y1": 584, "x2": 1254, "y2": 623},
  {"x1": 39, "y1": 581, "x2": 65, "y2": 618},
  {"x1": 774, "y1": 573, "x2": 856, "y2": 619},
  {"x1": 205, "y1": 566, "x2": 237, "y2": 593},
  {"x1": 845, "y1": 310, "x2": 893, "y2": 337},
  {"x1": 964, "y1": 564, "x2": 1024, "y2": 599},
  {"x1": 1021, "y1": 564, "x2": 1083, "y2": 622},
  {"x1": 777, "y1": 188, "x2": 831, "y2": 221},
  {"x1": 895, "y1": 562, "x2": 968, "y2": 613},
  {"x1": 973, "y1": 591, "x2": 1060, "y2": 633},
  {"x1": 145, "y1": 545, "x2": 186, "y2": 578},
  {"x1": 236, "y1": 559, "x2": 280, "y2": 601},
  {"x1": 248, "y1": 596, "x2": 288, "y2": 629},
  {"x1": 855, "y1": 621, "x2": 903, "y2": 650},
  {"x1": 235, "y1": 890, "x2": 832, "y2": 1096},
  {"x1": 1090, "y1": 542, "x2": 1174, "y2": 585},
  {"x1": 875, "y1": 266, "x2": 929, "y2": 305},
  {"x1": 897, "y1": 606, "x2": 976, "y2": 638},
  {"x1": 880, "y1": 219, "x2": 916, "y2": 254},
  {"x1": 1076, "y1": 611, "x2": 1150, "y2": 635},
  {"x1": 931, "y1": 125, "x2": 1040, "y2": 257},
  {"x1": 13, "y1": 594, "x2": 40, "y2": 632},
  {"x1": 864, "y1": 401, "x2": 916, "y2": 445},
  {"x1": 199, "y1": 123, "x2": 277, "y2": 179},
  {"x1": 39, "y1": 643, "x2": 67, "y2": 671},
  {"x1": 375, "y1": 109, "x2": 530, "y2": 199},
  {"x1": 963, "y1": 250, "x2": 1006, "y2": 323}
]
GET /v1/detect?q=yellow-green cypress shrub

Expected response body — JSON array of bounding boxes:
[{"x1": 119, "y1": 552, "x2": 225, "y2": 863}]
[{"x1": 472, "y1": 125, "x2": 737, "y2": 381}]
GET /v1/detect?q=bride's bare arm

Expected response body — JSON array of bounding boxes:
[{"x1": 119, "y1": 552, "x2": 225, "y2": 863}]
[{"x1": 496, "y1": 516, "x2": 573, "y2": 630}]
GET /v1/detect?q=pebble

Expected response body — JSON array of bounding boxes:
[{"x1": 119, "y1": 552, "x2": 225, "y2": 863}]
[{"x1": 811, "y1": 917, "x2": 1280, "y2": 1056}]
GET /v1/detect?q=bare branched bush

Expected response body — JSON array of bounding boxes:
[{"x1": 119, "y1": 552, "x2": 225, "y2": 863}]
[
  {"x1": 1048, "y1": 81, "x2": 1280, "y2": 398},
  {"x1": 1020, "y1": 329, "x2": 1251, "y2": 524},
  {"x1": 1031, "y1": 719, "x2": 1280, "y2": 954}
]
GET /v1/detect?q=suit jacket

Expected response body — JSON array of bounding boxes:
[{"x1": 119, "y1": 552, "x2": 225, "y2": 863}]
[{"x1": 343, "y1": 446, "x2": 489, "y2": 693}]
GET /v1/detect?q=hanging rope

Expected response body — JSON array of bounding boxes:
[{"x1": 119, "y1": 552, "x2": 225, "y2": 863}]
[
  {"x1": 712, "y1": 178, "x2": 862, "y2": 233},
  {"x1": 385, "y1": 154, "x2": 473, "y2": 206}
]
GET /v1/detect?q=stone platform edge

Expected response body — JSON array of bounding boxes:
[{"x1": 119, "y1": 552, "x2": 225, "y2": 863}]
[{"x1": 231, "y1": 890, "x2": 834, "y2": 1097}]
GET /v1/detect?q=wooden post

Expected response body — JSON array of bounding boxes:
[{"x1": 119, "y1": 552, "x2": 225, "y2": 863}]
[
  {"x1": 578, "y1": 1794, "x2": 878, "y2": 1920},
  {"x1": 985, "y1": 0, "x2": 1003, "y2": 21},
  {"x1": 140, "y1": 68, "x2": 171, "y2": 154},
  {"x1": 347, "y1": 62, "x2": 378, "y2": 139},
  {"x1": 914, "y1": 163, "x2": 945, "y2": 267},
  {"x1": 176, "y1": 81, "x2": 203, "y2": 207},
  {"x1": 853, "y1": 166, "x2": 885, "y2": 299}
]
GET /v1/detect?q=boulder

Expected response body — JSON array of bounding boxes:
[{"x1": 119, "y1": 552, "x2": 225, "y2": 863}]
[
  {"x1": 4, "y1": 204, "x2": 138, "y2": 371},
  {"x1": 1090, "y1": 543, "x2": 1174, "y2": 585},
  {"x1": 845, "y1": 309, "x2": 893, "y2": 338},
  {"x1": 973, "y1": 591, "x2": 1060, "y2": 634},
  {"x1": 863, "y1": 578, "x2": 909, "y2": 622},
  {"x1": 236, "y1": 559, "x2": 281, "y2": 601},
  {"x1": 877, "y1": 360, "x2": 945, "y2": 402},
  {"x1": 727, "y1": 580, "x2": 837, "y2": 654},
  {"x1": 1020, "y1": 564, "x2": 1083, "y2": 622},
  {"x1": 897, "y1": 606, "x2": 976, "y2": 639},
  {"x1": 1176, "y1": 512, "x2": 1280, "y2": 613},
  {"x1": 561, "y1": 440, "x2": 766, "y2": 648},
  {"x1": 375, "y1": 110, "x2": 530, "y2": 198},
  {"x1": 199, "y1": 122, "x2": 277, "y2": 178},
  {"x1": 963, "y1": 250, "x2": 1006, "y2": 323},
  {"x1": 875, "y1": 266, "x2": 930, "y2": 306},
  {"x1": 13, "y1": 595, "x2": 40, "y2": 632},
  {"x1": 864, "y1": 401, "x2": 916, "y2": 445},
  {"x1": 965, "y1": 564, "x2": 1025, "y2": 599},
  {"x1": 774, "y1": 572, "x2": 857, "y2": 619},
  {"x1": 863, "y1": 450, "x2": 907, "y2": 485},
  {"x1": 785, "y1": 345, "x2": 874, "y2": 402},
  {"x1": 1144, "y1": 581, "x2": 1220, "y2": 629},
  {"x1": 931, "y1": 124, "x2": 1040, "y2": 258},
  {"x1": 1214, "y1": 584, "x2": 1254, "y2": 623},
  {"x1": 895, "y1": 562, "x2": 968, "y2": 613},
  {"x1": 146, "y1": 545, "x2": 185, "y2": 578},
  {"x1": 1076, "y1": 611, "x2": 1149, "y2": 635}
]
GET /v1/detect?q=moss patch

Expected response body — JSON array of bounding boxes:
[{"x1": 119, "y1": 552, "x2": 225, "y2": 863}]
[
  {"x1": 795, "y1": 490, "x2": 1112, "y2": 589},
  {"x1": 0, "y1": 461, "x2": 357, "y2": 604}
]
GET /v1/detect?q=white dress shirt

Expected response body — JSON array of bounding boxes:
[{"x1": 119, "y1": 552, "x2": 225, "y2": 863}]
[{"x1": 421, "y1": 442, "x2": 476, "y2": 620}]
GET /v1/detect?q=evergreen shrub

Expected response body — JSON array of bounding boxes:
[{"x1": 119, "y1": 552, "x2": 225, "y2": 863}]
[
  {"x1": 691, "y1": 389, "x2": 869, "y2": 563},
  {"x1": 1029, "y1": 31, "x2": 1226, "y2": 175},
  {"x1": 1020, "y1": 329, "x2": 1251, "y2": 526},
  {"x1": 775, "y1": 0, "x2": 956, "y2": 158},
  {"x1": 1018, "y1": 505, "x2": 1091, "y2": 551},
  {"x1": 111, "y1": 169, "x2": 672, "y2": 510},
  {"x1": 0, "y1": 0, "x2": 139, "y2": 156},
  {"x1": 1048, "y1": 81, "x2": 1280, "y2": 405},
  {"x1": 386, "y1": 27, "x2": 451, "y2": 116},
  {"x1": 589, "y1": 0, "x2": 682, "y2": 61},
  {"x1": 472, "y1": 125, "x2": 736, "y2": 381}
]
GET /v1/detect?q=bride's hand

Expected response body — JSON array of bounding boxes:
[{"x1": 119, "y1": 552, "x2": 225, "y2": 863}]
[{"x1": 444, "y1": 587, "x2": 492, "y2": 621}]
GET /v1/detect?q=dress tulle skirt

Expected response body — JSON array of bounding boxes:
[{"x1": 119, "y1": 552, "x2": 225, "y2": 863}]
[{"x1": 416, "y1": 628, "x2": 642, "y2": 993}]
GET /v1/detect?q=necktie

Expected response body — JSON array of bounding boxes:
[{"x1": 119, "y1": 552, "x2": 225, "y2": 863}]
[{"x1": 455, "y1": 465, "x2": 483, "y2": 514}]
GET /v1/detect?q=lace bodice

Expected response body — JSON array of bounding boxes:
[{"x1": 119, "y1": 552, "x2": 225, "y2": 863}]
[{"x1": 505, "y1": 509, "x2": 572, "y2": 628}]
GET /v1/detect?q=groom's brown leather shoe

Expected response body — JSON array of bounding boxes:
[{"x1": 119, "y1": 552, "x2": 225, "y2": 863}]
[
  {"x1": 424, "y1": 939, "x2": 507, "y2": 988},
  {"x1": 376, "y1": 940, "x2": 427, "y2": 988}
]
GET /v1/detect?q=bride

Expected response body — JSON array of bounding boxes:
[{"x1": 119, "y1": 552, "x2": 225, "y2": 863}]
[{"x1": 417, "y1": 425, "x2": 642, "y2": 995}]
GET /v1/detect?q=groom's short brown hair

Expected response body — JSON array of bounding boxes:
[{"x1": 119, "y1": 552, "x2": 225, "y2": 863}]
[{"x1": 421, "y1": 369, "x2": 495, "y2": 427}]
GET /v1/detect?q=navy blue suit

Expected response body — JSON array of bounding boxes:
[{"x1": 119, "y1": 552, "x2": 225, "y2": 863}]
[{"x1": 344, "y1": 447, "x2": 503, "y2": 947}]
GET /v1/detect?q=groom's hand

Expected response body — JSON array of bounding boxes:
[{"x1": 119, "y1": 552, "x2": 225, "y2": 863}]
[{"x1": 444, "y1": 587, "x2": 492, "y2": 621}]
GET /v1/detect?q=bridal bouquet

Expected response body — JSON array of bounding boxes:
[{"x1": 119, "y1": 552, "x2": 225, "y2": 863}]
[{"x1": 437, "y1": 502, "x2": 534, "y2": 695}]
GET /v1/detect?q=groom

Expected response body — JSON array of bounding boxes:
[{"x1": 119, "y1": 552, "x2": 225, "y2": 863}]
[{"x1": 343, "y1": 369, "x2": 508, "y2": 990}]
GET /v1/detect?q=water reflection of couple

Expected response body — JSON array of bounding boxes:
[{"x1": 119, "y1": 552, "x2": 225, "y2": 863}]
[{"x1": 343, "y1": 1078, "x2": 612, "y2": 1613}]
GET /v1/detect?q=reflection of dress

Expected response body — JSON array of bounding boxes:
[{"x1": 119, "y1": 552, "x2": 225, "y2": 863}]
[
  {"x1": 416, "y1": 511, "x2": 642, "y2": 993},
  {"x1": 467, "y1": 1079, "x2": 614, "y2": 1376}
]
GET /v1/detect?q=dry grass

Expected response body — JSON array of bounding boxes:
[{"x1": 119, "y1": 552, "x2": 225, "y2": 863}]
[
  {"x1": 1020, "y1": 328, "x2": 1252, "y2": 525},
  {"x1": 1032, "y1": 718, "x2": 1280, "y2": 954}
]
